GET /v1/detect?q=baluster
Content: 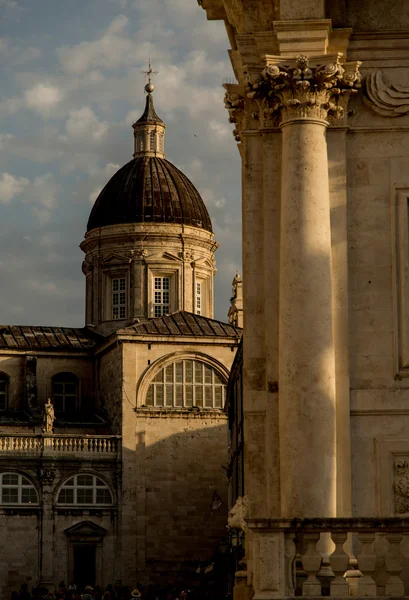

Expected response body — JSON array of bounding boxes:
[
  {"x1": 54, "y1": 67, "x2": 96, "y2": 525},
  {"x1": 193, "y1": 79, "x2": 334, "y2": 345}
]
[
  {"x1": 301, "y1": 532, "x2": 322, "y2": 596},
  {"x1": 101, "y1": 438, "x2": 106, "y2": 452},
  {"x1": 285, "y1": 532, "x2": 296, "y2": 596},
  {"x1": 87, "y1": 438, "x2": 91, "y2": 452},
  {"x1": 67, "y1": 438, "x2": 72, "y2": 451},
  {"x1": 357, "y1": 532, "x2": 377, "y2": 596},
  {"x1": 329, "y1": 531, "x2": 349, "y2": 596},
  {"x1": 384, "y1": 532, "x2": 404, "y2": 596}
]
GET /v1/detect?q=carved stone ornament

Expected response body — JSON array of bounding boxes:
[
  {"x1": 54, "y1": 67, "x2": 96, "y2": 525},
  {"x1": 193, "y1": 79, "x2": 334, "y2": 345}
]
[
  {"x1": 246, "y1": 53, "x2": 361, "y2": 126},
  {"x1": 38, "y1": 468, "x2": 56, "y2": 486},
  {"x1": 364, "y1": 70, "x2": 409, "y2": 117},
  {"x1": 393, "y1": 458, "x2": 409, "y2": 513},
  {"x1": 224, "y1": 91, "x2": 245, "y2": 142},
  {"x1": 227, "y1": 495, "x2": 249, "y2": 532}
]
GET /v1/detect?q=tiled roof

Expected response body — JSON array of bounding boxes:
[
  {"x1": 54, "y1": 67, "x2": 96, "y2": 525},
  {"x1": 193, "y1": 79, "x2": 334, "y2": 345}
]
[
  {"x1": 0, "y1": 326, "x2": 99, "y2": 351},
  {"x1": 119, "y1": 311, "x2": 242, "y2": 338}
]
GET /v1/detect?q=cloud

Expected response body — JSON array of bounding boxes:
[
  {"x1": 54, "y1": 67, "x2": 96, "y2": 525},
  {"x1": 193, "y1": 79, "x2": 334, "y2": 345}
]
[
  {"x1": 0, "y1": 171, "x2": 59, "y2": 221},
  {"x1": 64, "y1": 106, "x2": 109, "y2": 142},
  {"x1": 57, "y1": 15, "x2": 155, "y2": 75},
  {"x1": 88, "y1": 163, "x2": 120, "y2": 203},
  {"x1": 0, "y1": 172, "x2": 28, "y2": 203},
  {"x1": 24, "y1": 83, "x2": 64, "y2": 115}
]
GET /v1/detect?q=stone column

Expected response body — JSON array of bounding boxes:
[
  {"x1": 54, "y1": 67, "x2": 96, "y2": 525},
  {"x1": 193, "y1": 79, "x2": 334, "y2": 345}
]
[{"x1": 248, "y1": 54, "x2": 361, "y2": 517}]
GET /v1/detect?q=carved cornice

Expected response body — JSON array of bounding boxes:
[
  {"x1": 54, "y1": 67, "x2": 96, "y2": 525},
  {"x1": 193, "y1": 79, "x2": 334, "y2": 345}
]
[{"x1": 246, "y1": 53, "x2": 361, "y2": 126}]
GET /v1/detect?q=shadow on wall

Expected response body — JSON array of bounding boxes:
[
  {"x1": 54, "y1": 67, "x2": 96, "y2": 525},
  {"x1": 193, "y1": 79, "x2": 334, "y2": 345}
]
[{"x1": 120, "y1": 419, "x2": 229, "y2": 587}]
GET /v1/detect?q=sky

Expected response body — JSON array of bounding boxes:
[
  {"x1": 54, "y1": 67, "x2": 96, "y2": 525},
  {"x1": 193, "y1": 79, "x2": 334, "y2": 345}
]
[{"x1": 0, "y1": 0, "x2": 242, "y2": 327}]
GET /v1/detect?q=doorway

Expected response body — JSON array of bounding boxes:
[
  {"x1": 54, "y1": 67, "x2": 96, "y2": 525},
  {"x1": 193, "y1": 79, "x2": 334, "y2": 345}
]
[{"x1": 73, "y1": 544, "x2": 96, "y2": 589}]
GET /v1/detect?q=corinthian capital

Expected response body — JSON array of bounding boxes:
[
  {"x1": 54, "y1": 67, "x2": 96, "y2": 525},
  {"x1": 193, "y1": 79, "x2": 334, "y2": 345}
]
[{"x1": 247, "y1": 54, "x2": 361, "y2": 126}]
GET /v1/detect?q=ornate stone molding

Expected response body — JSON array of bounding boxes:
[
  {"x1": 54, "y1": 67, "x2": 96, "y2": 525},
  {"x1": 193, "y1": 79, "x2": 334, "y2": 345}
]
[
  {"x1": 393, "y1": 459, "x2": 409, "y2": 514},
  {"x1": 246, "y1": 53, "x2": 361, "y2": 126},
  {"x1": 38, "y1": 468, "x2": 56, "y2": 486},
  {"x1": 364, "y1": 70, "x2": 409, "y2": 117},
  {"x1": 224, "y1": 88, "x2": 245, "y2": 142}
]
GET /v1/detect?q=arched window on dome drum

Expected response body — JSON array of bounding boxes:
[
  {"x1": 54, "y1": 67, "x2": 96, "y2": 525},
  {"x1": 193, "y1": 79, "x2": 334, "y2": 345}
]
[
  {"x1": 0, "y1": 473, "x2": 38, "y2": 505},
  {"x1": 0, "y1": 373, "x2": 9, "y2": 411},
  {"x1": 149, "y1": 131, "x2": 156, "y2": 151},
  {"x1": 57, "y1": 473, "x2": 113, "y2": 506},
  {"x1": 52, "y1": 372, "x2": 79, "y2": 415},
  {"x1": 137, "y1": 132, "x2": 144, "y2": 153},
  {"x1": 146, "y1": 360, "x2": 226, "y2": 409},
  {"x1": 158, "y1": 132, "x2": 164, "y2": 152}
]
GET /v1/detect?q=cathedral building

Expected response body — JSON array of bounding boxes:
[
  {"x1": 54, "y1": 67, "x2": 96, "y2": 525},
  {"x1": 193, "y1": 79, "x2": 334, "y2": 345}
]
[{"x1": 0, "y1": 81, "x2": 241, "y2": 596}]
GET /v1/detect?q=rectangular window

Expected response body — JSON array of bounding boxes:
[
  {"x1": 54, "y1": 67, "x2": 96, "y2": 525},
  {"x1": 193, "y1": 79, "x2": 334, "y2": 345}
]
[
  {"x1": 196, "y1": 282, "x2": 201, "y2": 315},
  {"x1": 153, "y1": 277, "x2": 170, "y2": 317},
  {"x1": 112, "y1": 277, "x2": 126, "y2": 319}
]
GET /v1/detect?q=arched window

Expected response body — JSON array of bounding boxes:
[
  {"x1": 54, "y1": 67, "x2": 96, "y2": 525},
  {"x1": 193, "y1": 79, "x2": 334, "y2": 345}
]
[
  {"x1": 0, "y1": 472, "x2": 38, "y2": 505},
  {"x1": 0, "y1": 373, "x2": 9, "y2": 411},
  {"x1": 57, "y1": 474, "x2": 113, "y2": 506},
  {"x1": 137, "y1": 132, "x2": 144, "y2": 152},
  {"x1": 146, "y1": 359, "x2": 226, "y2": 409},
  {"x1": 149, "y1": 131, "x2": 156, "y2": 151},
  {"x1": 52, "y1": 372, "x2": 78, "y2": 415}
]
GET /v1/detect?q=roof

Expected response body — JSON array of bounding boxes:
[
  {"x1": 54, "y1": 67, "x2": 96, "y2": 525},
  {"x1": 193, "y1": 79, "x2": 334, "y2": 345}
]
[
  {"x1": 119, "y1": 311, "x2": 242, "y2": 338},
  {"x1": 0, "y1": 326, "x2": 99, "y2": 352},
  {"x1": 87, "y1": 157, "x2": 213, "y2": 233},
  {"x1": 135, "y1": 92, "x2": 164, "y2": 124}
]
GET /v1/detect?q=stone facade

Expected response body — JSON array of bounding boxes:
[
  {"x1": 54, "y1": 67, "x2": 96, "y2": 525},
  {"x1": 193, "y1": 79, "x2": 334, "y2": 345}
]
[{"x1": 200, "y1": 0, "x2": 409, "y2": 597}]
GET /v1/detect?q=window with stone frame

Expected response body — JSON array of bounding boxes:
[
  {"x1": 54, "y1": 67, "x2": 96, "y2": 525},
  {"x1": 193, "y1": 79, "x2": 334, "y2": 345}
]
[
  {"x1": 149, "y1": 131, "x2": 156, "y2": 151},
  {"x1": 153, "y1": 276, "x2": 170, "y2": 317},
  {"x1": 57, "y1": 473, "x2": 113, "y2": 506},
  {"x1": 196, "y1": 282, "x2": 201, "y2": 315},
  {"x1": 112, "y1": 277, "x2": 126, "y2": 320},
  {"x1": 137, "y1": 132, "x2": 144, "y2": 152},
  {"x1": 0, "y1": 472, "x2": 38, "y2": 505},
  {"x1": 146, "y1": 359, "x2": 226, "y2": 409},
  {"x1": 52, "y1": 372, "x2": 79, "y2": 415},
  {"x1": 0, "y1": 373, "x2": 8, "y2": 411}
]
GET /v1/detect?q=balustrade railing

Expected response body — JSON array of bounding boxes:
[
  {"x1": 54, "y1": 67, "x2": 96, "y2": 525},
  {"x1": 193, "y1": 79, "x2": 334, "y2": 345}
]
[
  {"x1": 0, "y1": 434, "x2": 121, "y2": 456},
  {"x1": 247, "y1": 518, "x2": 409, "y2": 598}
]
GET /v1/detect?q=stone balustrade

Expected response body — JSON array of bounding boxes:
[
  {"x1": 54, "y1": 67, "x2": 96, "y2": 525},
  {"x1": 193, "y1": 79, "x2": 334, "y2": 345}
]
[
  {"x1": 247, "y1": 518, "x2": 409, "y2": 598},
  {"x1": 0, "y1": 434, "x2": 121, "y2": 457}
]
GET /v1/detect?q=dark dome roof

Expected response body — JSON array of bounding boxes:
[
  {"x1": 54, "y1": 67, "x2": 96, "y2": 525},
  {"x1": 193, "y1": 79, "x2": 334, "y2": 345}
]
[{"x1": 87, "y1": 157, "x2": 212, "y2": 233}]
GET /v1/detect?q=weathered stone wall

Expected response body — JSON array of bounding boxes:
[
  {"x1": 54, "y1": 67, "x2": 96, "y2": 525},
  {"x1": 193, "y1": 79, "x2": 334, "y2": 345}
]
[
  {"x1": 98, "y1": 344, "x2": 123, "y2": 433},
  {"x1": 119, "y1": 340, "x2": 235, "y2": 585},
  {"x1": 0, "y1": 511, "x2": 40, "y2": 598}
]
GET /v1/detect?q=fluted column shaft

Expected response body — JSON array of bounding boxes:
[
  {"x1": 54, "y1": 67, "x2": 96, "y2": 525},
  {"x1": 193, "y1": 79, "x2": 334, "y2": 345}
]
[{"x1": 279, "y1": 117, "x2": 336, "y2": 517}]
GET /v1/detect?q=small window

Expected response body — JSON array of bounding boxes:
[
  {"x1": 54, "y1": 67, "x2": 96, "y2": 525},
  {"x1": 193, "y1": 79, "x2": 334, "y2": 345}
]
[
  {"x1": 153, "y1": 277, "x2": 170, "y2": 317},
  {"x1": 158, "y1": 132, "x2": 164, "y2": 152},
  {"x1": 0, "y1": 373, "x2": 8, "y2": 411},
  {"x1": 137, "y1": 132, "x2": 144, "y2": 152},
  {"x1": 196, "y1": 282, "x2": 201, "y2": 315},
  {"x1": 112, "y1": 277, "x2": 126, "y2": 320},
  {"x1": 149, "y1": 131, "x2": 156, "y2": 151},
  {"x1": 0, "y1": 473, "x2": 38, "y2": 505},
  {"x1": 52, "y1": 372, "x2": 78, "y2": 415},
  {"x1": 57, "y1": 474, "x2": 113, "y2": 506},
  {"x1": 147, "y1": 360, "x2": 226, "y2": 409}
]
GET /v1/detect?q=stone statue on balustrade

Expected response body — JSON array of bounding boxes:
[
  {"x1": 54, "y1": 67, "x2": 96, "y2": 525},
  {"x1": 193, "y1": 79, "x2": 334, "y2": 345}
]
[{"x1": 42, "y1": 398, "x2": 55, "y2": 433}]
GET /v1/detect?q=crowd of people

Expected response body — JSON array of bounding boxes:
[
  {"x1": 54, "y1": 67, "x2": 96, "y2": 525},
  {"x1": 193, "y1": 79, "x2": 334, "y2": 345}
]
[{"x1": 10, "y1": 583, "x2": 201, "y2": 600}]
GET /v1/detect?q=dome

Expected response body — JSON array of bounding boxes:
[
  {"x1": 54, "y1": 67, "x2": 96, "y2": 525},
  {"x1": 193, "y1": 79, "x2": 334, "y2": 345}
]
[{"x1": 87, "y1": 156, "x2": 213, "y2": 233}]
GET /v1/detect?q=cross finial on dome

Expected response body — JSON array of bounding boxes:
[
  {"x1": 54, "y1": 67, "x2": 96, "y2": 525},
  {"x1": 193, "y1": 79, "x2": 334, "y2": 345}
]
[{"x1": 141, "y1": 59, "x2": 158, "y2": 94}]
